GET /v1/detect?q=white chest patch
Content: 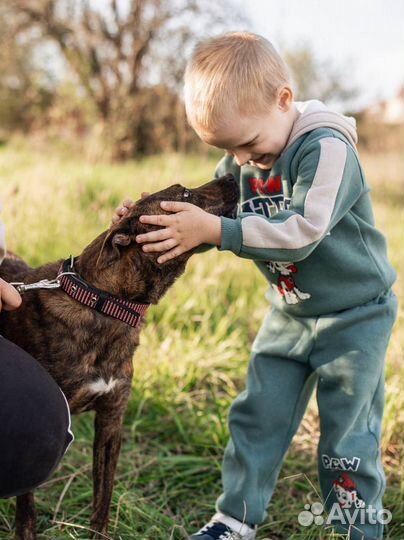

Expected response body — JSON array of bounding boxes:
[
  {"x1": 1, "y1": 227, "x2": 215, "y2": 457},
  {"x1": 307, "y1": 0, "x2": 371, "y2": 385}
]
[{"x1": 87, "y1": 377, "x2": 119, "y2": 396}]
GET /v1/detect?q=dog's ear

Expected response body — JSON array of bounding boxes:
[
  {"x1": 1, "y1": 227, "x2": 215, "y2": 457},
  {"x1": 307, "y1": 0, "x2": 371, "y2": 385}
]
[
  {"x1": 112, "y1": 233, "x2": 131, "y2": 247},
  {"x1": 97, "y1": 230, "x2": 132, "y2": 268},
  {"x1": 107, "y1": 231, "x2": 132, "y2": 263}
]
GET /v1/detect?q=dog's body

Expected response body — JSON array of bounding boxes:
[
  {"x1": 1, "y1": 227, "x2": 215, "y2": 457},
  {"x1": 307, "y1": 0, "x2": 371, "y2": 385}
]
[{"x1": 0, "y1": 176, "x2": 238, "y2": 540}]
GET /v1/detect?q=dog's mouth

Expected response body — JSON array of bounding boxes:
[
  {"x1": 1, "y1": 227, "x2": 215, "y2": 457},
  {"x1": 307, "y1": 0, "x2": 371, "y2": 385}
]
[
  {"x1": 220, "y1": 202, "x2": 238, "y2": 220},
  {"x1": 187, "y1": 174, "x2": 240, "y2": 219},
  {"x1": 218, "y1": 175, "x2": 239, "y2": 218}
]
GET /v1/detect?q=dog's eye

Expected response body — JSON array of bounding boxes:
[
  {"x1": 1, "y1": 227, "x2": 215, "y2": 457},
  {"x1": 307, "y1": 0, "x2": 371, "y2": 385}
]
[{"x1": 182, "y1": 188, "x2": 192, "y2": 201}]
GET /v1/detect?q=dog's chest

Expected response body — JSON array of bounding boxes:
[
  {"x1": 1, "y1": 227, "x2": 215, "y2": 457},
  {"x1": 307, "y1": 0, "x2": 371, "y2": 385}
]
[
  {"x1": 50, "y1": 330, "x2": 138, "y2": 414},
  {"x1": 86, "y1": 376, "x2": 120, "y2": 395},
  {"x1": 67, "y1": 377, "x2": 123, "y2": 414},
  {"x1": 66, "y1": 363, "x2": 133, "y2": 414}
]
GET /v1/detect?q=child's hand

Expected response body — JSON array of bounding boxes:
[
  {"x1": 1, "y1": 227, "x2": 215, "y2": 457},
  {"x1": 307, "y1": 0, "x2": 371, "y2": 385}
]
[
  {"x1": 0, "y1": 278, "x2": 22, "y2": 312},
  {"x1": 136, "y1": 201, "x2": 221, "y2": 264},
  {"x1": 111, "y1": 193, "x2": 150, "y2": 224}
]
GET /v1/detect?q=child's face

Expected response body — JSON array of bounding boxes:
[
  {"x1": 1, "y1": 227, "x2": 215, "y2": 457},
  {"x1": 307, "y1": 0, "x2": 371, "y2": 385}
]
[{"x1": 194, "y1": 91, "x2": 296, "y2": 170}]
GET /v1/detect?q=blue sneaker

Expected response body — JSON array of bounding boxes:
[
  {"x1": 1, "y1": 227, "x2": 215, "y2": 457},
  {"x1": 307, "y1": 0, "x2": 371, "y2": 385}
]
[{"x1": 187, "y1": 512, "x2": 257, "y2": 540}]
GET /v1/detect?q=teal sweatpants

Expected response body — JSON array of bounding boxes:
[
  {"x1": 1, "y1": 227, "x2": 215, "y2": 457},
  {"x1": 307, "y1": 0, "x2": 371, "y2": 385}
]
[{"x1": 217, "y1": 289, "x2": 397, "y2": 540}]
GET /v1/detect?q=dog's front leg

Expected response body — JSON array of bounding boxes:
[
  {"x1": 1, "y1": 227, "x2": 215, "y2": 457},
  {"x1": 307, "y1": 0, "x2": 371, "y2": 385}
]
[
  {"x1": 15, "y1": 492, "x2": 37, "y2": 540},
  {"x1": 90, "y1": 398, "x2": 128, "y2": 539}
]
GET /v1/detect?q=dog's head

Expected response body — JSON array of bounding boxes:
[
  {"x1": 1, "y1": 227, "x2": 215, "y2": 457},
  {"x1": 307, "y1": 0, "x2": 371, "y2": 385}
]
[{"x1": 77, "y1": 174, "x2": 239, "y2": 304}]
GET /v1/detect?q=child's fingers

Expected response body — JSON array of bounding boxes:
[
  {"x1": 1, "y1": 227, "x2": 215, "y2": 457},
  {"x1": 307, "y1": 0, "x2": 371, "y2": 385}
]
[
  {"x1": 157, "y1": 246, "x2": 185, "y2": 264},
  {"x1": 136, "y1": 228, "x2": 172, "y2": 244},
  {"x1": 122, "y1": 199, "x2": 136, "y2": 208},
  {"x1": 142, "y1": 238, "x2": 178, "y2": 253},
  {"x1": 112, "y1": 208, "x2": 127, "y2": 224},
  {"x1": 113, "y1": 205, "x2": 129, "y2": 217},
  {"x1": 139, "y1": 214, "x2": 173, "y2": 227},
  {"x1": 160, "y1": 201, "x2": 191, "y2": 212}
]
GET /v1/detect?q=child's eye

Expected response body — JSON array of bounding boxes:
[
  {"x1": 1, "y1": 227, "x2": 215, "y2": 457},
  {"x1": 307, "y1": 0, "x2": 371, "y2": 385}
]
[{"x1": 244, "y1": 140, "x2": 258, "y2": 148}]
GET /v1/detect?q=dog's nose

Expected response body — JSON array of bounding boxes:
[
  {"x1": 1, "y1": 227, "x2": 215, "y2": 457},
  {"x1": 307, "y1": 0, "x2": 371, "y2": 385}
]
[
  {"x1": 220, "y1": 173, "x2": 240, "y2": 202},
  {"x1": 218, "y1": 173, "x2": 236, "y2": 183}
]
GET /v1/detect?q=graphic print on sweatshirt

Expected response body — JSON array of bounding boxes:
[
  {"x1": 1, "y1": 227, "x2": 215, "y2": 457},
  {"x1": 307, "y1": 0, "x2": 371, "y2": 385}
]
[
  {"x1": 266, "y1": 262, "x2": 311, "y2": 305},
  {"x1": 240, "y1": 176, "x2": 312, "y2": 305},
  {"x1": 240, "y1": 176, "x2": 292, "y2": 217}
]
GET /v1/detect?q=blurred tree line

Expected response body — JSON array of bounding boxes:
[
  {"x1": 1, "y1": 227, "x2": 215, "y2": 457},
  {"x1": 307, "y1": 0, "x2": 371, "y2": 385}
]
[{"x1": 0, "y1": 0, "x2": 359, "y2": 160}]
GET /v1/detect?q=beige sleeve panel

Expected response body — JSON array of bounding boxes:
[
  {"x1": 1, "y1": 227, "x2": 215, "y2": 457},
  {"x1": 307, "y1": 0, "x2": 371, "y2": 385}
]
[{"x1": 241, "y1": 138, "x2": 348, "y2": 250}]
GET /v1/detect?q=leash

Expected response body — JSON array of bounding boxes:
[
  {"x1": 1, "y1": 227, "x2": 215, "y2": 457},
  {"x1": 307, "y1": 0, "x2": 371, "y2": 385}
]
[{"x1": 10, "y1": 256, "x2": 149, "y2": 329}]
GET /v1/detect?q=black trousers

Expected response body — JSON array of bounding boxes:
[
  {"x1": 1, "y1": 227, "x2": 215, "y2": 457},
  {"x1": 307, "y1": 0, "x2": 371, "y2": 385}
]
[{"x1": 0, "y1": 336, "x2": 73, "y2": 498}]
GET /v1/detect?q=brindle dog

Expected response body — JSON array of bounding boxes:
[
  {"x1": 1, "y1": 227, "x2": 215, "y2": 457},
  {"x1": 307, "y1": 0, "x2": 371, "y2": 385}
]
[{"x1": 0, "y1": 175, "x2": 239, "y2": 540}]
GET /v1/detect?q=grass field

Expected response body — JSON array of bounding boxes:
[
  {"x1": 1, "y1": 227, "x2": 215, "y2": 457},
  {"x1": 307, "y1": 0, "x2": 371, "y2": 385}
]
[{"x1": 0, "y1": 140, "x2": 402, "y2": 539}]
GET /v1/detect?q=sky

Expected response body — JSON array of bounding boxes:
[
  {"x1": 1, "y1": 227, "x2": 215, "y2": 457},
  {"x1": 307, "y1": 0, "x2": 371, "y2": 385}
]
[
  {"x1": 240, "y1": 0, "x2": 404, "y2": 111},
  {"x1": 74, "y1": 0, "x2": 404, "y2": 112}
]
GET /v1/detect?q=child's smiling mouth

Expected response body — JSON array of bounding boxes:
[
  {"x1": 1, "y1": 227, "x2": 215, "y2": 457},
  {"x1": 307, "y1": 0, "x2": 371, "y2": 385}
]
[{"x1": 249, "y1": 154, "x2": 274, "y2": 168}]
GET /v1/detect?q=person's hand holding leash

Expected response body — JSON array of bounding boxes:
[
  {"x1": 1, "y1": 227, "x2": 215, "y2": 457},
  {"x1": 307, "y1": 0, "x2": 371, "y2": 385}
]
[
  {"x1": 0, "y1": 278, "x2": 22, "y2": 311},
  {"x1": 135, "y1": 201, "x2": 221, "y2": 264}
]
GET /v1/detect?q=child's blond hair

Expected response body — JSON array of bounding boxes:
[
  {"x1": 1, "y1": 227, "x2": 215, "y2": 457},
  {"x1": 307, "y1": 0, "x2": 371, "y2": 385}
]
[{"x1": 184, "y1": 31, "x2": 291, "y2": 131}]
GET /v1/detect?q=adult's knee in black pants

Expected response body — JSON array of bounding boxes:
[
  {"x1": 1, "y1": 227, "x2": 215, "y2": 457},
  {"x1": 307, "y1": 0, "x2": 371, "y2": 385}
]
[{"x1": 0, "y1": 337, "x2": 74, "y2": 498}]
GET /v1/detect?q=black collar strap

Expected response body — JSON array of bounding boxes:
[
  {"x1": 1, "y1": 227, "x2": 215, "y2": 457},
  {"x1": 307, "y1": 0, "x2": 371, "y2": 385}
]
[{"x1": 58, "y1": 257, "x2": 149, "y2": 329}]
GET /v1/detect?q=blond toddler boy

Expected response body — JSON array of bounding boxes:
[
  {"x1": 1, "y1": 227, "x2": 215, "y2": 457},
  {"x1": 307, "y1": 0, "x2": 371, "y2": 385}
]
[{"x1": 116, "y1": 32, "x2": 397, "y2": 540}]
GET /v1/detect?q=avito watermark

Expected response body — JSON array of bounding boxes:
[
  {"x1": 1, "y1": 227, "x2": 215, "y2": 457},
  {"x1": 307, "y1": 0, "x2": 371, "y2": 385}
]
[{"x1": 298, "y1": 502, "x2": 392, "y2": 527}]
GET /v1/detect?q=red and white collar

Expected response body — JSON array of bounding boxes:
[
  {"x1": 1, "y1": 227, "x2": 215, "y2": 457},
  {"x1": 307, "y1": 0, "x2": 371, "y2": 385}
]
[{"x1": 57, "y1": 257, "x2": 149, "y2": 329}]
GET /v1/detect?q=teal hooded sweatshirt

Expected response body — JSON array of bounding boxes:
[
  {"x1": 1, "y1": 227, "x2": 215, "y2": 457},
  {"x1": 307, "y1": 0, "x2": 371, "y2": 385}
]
[{"x1": 215, "y1": 100, "x2": 396, "y2": 317}]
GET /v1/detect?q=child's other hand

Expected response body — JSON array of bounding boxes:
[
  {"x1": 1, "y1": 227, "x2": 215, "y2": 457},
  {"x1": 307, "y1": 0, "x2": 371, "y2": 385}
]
[
  {"x1": 111, "y1": 193, "x2": 150, "y2": 224},
  {"x1": 0, "y1": 278, "x2": 22, "y2": 312},
  {"x1": 136, "y1": 201, "x2": 221, "y2": 264}
]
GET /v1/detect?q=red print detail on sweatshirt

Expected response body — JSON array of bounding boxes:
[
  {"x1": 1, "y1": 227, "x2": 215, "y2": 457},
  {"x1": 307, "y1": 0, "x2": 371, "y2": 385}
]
[
  {"x1": 266, "y1": 262, "x2": 311, "y2": 305},
  {"x1": 249, "y1": 176, "x2": 282, "y2": 195}
]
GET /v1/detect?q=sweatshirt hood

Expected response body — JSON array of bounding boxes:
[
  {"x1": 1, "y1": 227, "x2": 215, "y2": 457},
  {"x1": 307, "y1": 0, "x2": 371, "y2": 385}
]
[{"x1": 285, "y1": 100, "x2": 358, "y2": 151}]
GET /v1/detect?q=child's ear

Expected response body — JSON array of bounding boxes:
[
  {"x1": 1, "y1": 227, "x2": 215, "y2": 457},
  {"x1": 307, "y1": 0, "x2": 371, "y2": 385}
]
[{"x1": 278, "y1": 87, "x2": 293, "y2": 111}]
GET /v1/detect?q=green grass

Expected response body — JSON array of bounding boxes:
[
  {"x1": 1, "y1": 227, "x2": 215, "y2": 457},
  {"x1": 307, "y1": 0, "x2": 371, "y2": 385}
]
[{"x1": 0, "y1": 139, "x2": 402, "y2": 539}]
